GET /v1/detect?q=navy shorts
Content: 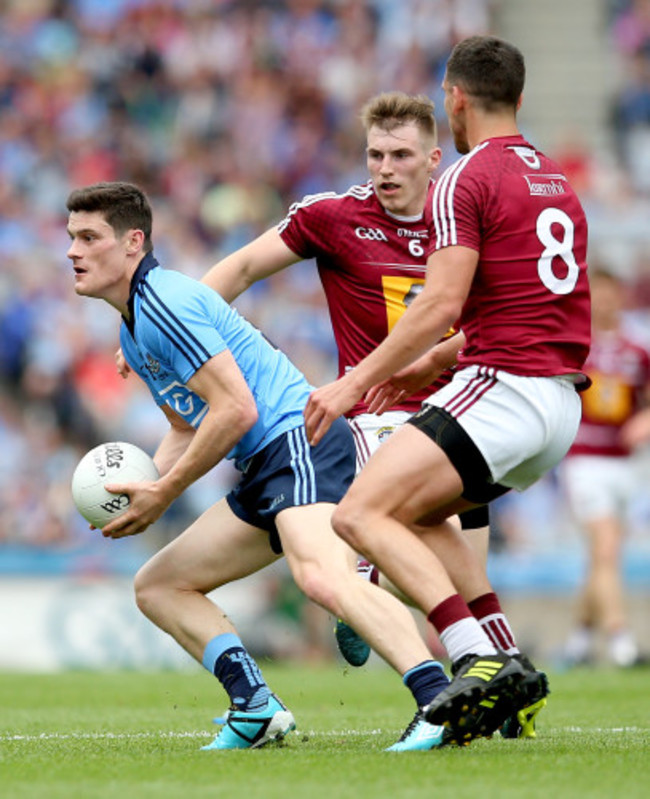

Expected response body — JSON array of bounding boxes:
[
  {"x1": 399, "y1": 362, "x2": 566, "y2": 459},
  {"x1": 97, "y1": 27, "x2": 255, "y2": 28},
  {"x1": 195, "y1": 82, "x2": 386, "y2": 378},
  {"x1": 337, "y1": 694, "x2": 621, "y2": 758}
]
[{"x1": 226, "y1": 417, "x2": 356, "y2": 554}]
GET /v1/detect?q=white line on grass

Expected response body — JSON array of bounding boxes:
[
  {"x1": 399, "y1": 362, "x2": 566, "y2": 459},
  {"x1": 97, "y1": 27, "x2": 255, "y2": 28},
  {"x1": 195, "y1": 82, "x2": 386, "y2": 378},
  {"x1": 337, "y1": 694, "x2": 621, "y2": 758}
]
[
  {"x1": 0, "y1": 729, "x2": 385, "y2": 742},
  {"x1": 1, "y1": 726, "x2": 644, "y2": 742},
  {"x1": 562, "y1": 726, "x2": 645, "y2": 733}
]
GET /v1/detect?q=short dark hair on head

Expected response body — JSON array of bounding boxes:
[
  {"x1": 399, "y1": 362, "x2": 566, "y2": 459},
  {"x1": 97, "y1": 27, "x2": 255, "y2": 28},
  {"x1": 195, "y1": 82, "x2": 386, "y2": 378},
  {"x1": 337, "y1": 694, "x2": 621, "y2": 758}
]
[
  {"x1": 66, "y1": 182, "x2": 154, "y2": 253},
  {"x1": 360, "y1": 91, "x2": 437, "y2": 145},
  {"x1": 446, "y1": 35, "x2": 525, "y2": 112}
]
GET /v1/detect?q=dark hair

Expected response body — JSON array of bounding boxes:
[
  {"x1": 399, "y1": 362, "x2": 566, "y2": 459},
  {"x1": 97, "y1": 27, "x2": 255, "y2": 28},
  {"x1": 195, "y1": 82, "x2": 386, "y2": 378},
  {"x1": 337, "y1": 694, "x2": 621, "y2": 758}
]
[
  {"x1": 360, "y1": 91, "x2": 437, "y2": 145},
  {"x1": 446, "y1": 35, "x2": 525, "y2": 112},
  {"x1": 66, "y1": 182, "x2": 154, "y2": 253}
]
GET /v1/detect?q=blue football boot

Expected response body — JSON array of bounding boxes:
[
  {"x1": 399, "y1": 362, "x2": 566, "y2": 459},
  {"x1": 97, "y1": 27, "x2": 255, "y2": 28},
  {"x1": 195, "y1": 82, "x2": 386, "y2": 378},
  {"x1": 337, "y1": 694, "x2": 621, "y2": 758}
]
[
  {"x1": 201, "y1": 694, "x2": 295, "y2": 750},
  {"x1": 386, "y1": 711, "x2": 449, "y2": 751}
]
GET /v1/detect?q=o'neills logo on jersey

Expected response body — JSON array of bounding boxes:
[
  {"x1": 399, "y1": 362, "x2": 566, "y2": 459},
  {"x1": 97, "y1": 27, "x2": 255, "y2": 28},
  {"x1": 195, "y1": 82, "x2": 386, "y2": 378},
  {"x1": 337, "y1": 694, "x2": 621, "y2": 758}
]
[
  {"x1": 524, "y1": 174, "x2": 567, "y2": 196},
  {"x1": 355, "y1": 226, "x2": 388, "y2": 241},
  {"x1": 397, "y1": 229, "x2": 428, "y2": 239}
]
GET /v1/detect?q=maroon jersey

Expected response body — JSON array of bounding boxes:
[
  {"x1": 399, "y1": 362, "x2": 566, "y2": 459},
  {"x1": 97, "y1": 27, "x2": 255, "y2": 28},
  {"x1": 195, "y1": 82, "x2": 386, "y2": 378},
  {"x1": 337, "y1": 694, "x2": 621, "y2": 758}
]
[
  {"x1": 278, "y1": 180, "x2": 450, "y2": 416},
  {"x1": 429, "y1": 135, "x2": 591, "y2": 379},
  {"x1": 569, "y1": 330, "x2": 650, "y2": 457}
]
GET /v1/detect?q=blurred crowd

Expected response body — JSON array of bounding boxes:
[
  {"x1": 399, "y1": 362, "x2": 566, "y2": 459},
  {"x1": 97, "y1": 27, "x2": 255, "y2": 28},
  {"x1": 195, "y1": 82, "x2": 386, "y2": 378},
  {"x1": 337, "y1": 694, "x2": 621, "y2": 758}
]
[
  {"x1": 610, "y1": 0, "x2": 650, "y2": 193},
  {"x1": 0, "y1": 0, "x2": 496, "y2": 556},
  {"x1": 1, "y1": 0, "x2": 649, "y2": 573}
]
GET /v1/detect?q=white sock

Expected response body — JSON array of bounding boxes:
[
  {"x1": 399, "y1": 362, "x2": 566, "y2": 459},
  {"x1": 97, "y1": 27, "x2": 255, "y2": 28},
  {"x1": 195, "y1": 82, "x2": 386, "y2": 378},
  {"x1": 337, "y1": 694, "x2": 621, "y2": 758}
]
[
  {"x1": 440, "y1": 617, "x2": 498, "y2": 663},
  {"x1": 564, "y1": 626, "x2": 594, "y2": 663},
  {"x1": 609, "y1": 630, "x2": 638, "y2": 667},
  {"x1": 356, "y1": 559, "x2": 378, "y2": 583}
]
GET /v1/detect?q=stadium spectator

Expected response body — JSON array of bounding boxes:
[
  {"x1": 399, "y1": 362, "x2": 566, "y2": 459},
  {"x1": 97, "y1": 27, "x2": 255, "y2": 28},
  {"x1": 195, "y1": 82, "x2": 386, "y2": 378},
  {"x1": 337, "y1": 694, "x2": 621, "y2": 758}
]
[
  {"x1": 0, "y1": 0, "x2": 495, "y2": 556},
  {"x1": 609, "y1": 0, "x2": 650, "y2": 191}
]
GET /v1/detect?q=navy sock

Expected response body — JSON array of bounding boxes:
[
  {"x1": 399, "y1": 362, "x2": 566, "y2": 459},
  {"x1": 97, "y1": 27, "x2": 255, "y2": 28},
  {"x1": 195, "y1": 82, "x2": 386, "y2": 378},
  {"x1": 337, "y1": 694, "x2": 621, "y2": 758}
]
[
  {"x1": 403, "y1": 660, "x2": 450, "y2": 708},
  {"x1": 202, "y1": 633, "x2": 271, "y2": 710}
]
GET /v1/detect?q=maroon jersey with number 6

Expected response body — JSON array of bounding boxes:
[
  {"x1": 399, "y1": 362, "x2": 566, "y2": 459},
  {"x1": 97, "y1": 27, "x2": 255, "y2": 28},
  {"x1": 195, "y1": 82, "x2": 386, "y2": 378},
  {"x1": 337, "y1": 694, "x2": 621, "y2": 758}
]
[
  {"x1": 278, "y1": 180, "x2": 450, "y2": 416},
  {"x1": 429, "y1": 135, "x2": 591, "y2": 380}
]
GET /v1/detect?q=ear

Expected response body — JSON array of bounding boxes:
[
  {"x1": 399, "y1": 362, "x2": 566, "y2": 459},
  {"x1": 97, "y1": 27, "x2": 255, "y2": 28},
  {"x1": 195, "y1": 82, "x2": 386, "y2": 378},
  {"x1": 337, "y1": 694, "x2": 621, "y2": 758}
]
[
  {"x1": 451, "y1": 84, "x2": 468, "y2": 112},
  {"x1": 428, "y1": 146, "x2": 443, "y2": 172},
  {"x1": 125, "y1": 229, "x2": 146, "y2": 255}
]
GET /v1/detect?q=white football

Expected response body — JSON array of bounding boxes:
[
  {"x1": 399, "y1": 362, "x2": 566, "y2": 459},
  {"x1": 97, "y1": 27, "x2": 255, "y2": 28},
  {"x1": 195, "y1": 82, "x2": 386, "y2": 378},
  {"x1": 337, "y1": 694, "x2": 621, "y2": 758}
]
[{"x1": 71, "y1": 441, "x2": 159, "y2": 528}]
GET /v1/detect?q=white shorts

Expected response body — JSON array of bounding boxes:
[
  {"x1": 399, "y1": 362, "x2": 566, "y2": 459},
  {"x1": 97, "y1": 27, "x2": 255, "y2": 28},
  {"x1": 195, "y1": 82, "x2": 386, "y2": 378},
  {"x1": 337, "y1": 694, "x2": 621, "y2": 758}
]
[
  {"x1": 347, "y1": 411, "x2": 412, "y2": 473},
  {"x1": 423, "y1": 366, "x2": 582, "y2": 492},
  {"x1": 560, "y1": 455, "x2": 641, "y2": 522},
  {"x1": 349, "y1": 407, "x2": 492, "y2": 530}
]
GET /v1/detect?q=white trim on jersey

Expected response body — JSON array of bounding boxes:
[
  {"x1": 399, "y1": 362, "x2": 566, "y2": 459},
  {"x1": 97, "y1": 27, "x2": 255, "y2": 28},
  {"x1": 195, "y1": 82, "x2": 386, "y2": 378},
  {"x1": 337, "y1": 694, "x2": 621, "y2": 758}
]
[
  {"x1": 432, "y1": 142, "x2": 489, "y2": 249},
  {"x1": 277, "y1": 182, "x2": 375, "y2": 233},
  {"x1": 347, "y1": 183, "x2": 375, "y2": 201}
]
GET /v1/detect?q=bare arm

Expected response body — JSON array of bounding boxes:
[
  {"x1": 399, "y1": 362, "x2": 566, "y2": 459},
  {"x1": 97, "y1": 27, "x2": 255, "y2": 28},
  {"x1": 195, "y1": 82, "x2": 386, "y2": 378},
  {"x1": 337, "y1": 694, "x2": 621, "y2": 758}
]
[
  {"x1": 152, "y1": 405, "x2": 197, "y2": 476},
  {"x1": 201, "y1": 226, "x2": 302, "y2": 302},
  {"x1": 304, "y1": 246, "x2": 478, "y2": 444},
  {"x1": 102, "y1": 349, "x2": 259, "y2": 537},
  {"x1": 365, "y1": 330, "x2": 466, "y2": 414},
  {"x1": 620, "y1": 406, "x2": 650, "y2": 450}
]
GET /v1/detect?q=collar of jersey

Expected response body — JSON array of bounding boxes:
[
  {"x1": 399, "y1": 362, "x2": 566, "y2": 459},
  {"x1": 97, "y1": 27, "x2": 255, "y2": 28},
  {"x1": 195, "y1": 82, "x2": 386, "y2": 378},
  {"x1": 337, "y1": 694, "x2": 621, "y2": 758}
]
[
  {"x1": 383, "y1": 207, "x2": 424, "y2": 224},
  {"x1": 123, "y1": 251, "x2": 160, "y2": 333}
]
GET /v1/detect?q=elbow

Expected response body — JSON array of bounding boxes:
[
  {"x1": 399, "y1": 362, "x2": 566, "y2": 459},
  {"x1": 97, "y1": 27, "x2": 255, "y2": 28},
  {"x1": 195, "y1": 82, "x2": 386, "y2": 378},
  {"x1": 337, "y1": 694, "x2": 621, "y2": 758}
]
[
  {"x1": 417, "y1": 285, "x2": 463, "y2": 334},
  {"x1": 437, "y1": 298, "x2": 463, "y2": 331},
  {"x1": 236, "y1": 398, "x2": 259, "y2": 436}
]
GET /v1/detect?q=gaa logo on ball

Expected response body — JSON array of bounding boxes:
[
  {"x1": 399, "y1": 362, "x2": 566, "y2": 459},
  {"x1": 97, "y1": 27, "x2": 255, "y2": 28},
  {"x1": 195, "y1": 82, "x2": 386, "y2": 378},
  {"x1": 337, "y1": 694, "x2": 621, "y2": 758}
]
[{"x1": 71, "y1": 441, "x2": 159, "y2": 528}]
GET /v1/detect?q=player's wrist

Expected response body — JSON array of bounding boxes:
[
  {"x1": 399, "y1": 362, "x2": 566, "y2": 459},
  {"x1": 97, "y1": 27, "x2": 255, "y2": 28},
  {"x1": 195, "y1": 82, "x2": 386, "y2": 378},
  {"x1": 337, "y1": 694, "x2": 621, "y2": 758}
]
[{"x1": 344, "y1": 366, "x2": 373, "y2": 399}]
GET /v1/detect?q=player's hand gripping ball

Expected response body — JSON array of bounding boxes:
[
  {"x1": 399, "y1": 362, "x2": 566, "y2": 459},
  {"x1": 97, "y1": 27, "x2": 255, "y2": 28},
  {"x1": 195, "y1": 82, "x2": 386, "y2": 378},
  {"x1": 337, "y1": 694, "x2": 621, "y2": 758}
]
[{"x1": 71, "y1": 441, "x2": 159, "y2": 528}]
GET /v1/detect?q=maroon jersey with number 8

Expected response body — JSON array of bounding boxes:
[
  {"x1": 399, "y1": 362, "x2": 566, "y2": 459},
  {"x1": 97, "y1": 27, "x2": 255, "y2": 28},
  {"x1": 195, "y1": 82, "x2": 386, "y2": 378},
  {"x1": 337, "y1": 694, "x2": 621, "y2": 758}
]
[{"x1": 429, "y1": 135, "x2": 591, "y2": 380}]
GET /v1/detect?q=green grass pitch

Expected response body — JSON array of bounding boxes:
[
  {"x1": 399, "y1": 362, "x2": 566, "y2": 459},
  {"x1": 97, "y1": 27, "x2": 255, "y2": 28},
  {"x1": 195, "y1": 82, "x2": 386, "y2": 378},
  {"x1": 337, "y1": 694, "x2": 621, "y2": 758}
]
[{"x1": 1, "y1": 662, "x2": 649, "y2": 799}]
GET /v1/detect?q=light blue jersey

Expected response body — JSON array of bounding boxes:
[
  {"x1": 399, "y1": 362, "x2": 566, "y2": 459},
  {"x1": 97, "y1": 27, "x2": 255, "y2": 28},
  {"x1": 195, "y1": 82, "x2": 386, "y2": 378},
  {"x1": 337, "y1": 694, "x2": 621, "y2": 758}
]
[{"x1": 119, "y1": 254, "x2": 313, "y2": 465}]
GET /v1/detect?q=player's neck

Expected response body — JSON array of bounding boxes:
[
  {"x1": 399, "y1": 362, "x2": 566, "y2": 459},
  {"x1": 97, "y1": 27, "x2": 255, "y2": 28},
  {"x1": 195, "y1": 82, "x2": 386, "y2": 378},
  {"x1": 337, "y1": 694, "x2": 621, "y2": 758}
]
[
  {"x1": 467, "y1": 111, "x2": 520, "y2": 150},
  {"x1": 106, "y1": 289, "x2": 131, "y2": 320}
]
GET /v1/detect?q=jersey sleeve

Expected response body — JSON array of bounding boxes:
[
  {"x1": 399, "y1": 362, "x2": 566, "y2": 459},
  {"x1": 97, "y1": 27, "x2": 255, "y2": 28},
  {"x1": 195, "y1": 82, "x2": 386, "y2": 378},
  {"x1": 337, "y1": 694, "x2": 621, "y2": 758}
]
[
  {"x1": 140, "y1": 278, "x2": 229, "y2": 384},
  {"x1": 278, "y1": 193, "x2": 338, "y2": 259},
  {"x1": 429, "y1": 156, "x2": 488, "y2": 256}
]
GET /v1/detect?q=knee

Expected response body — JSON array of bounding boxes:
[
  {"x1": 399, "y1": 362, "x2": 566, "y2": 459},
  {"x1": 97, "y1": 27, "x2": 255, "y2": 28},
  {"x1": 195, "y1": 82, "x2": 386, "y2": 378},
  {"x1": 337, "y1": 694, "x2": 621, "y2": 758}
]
[
  {"x1": 332, "y1": 496, "x2": 369, "y2": 551},
  {"x1": 293, "y1": 562, "x2": 340, "y2": 614},
  {"x1": 133, "y1": 563, "x2": 161, "y2": 621}
]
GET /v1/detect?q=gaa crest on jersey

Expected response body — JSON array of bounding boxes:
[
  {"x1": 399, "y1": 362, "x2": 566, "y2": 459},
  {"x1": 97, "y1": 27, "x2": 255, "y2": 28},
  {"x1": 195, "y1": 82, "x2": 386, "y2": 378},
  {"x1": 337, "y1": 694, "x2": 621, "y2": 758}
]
[
  {"x1": 140, "y1": 353, "x2": 170, "y2": 381},
  {"x1": 144, "y1": 353, "x2": 161, "y2": 376},
  {"x1": 355, "y1": 226, "x2": 388, "y2": 241}
]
